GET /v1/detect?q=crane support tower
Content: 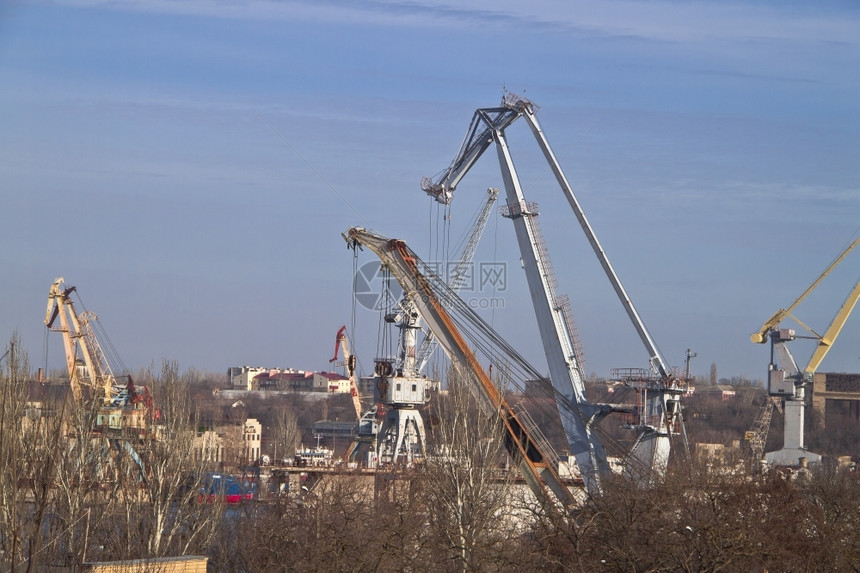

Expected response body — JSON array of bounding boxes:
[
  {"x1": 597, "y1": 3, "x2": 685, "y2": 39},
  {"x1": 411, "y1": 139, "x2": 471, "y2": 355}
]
[
  {"x1": 345, "y1": 227, "x2": 577, "y2": 508},
  {"x1": 751, "y1": 238, "x2": 860, "y2": 467},
  {"x1": 764, "y1": 329, "x2": 822, "y2": 466},
  {"x1": 422, "y1": 93, "x2": 684, "y2": 492},
  {"x1": 374, "y1": 188, "x2": 499, "y2": 465}
]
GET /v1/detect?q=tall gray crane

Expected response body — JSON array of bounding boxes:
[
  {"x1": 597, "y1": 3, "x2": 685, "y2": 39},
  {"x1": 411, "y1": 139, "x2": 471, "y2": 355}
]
[{"x1": 422, "y1": 93, "x2": 685, "y2": 491}]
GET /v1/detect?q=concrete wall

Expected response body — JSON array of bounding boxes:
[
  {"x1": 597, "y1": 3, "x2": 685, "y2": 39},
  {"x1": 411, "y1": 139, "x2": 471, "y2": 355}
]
[
  {"x1": 812, "y1": 372, "x2": 860, "y2": 418},
  {"x1": 82, "y1": 556, "x2": 207, "y2": 573}
]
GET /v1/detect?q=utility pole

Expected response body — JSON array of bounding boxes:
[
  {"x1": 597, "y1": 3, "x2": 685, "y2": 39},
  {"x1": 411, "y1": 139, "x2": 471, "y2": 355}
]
[{"x1": 684, "y1": 349, "x2": 697, "y2": 385}]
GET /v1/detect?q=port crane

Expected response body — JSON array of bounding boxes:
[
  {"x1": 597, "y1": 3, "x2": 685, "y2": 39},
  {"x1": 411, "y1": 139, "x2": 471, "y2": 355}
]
[
  {"x1": 373, "y1": 188, "x2": 499, "y2": 464},
  {"x1": 345, "y1": 227, "x2": 577, "y2": 507},
  {"x1": 45, "y1": 277, "x2": 148, "y2": 472},
  {"x1": 329, "y1": 325, "x2": 380, "y2": 460},
  {"x1": 744, "y1": 395, "x2": 783, "y2": 463},
  {"x1": 421, "y1": 93, "x2": 684, "y2": 492},
  {"x1": 750, "y1": 238, "x2": 860, "y2": 466},
  {"x1": 45, "y1": 278, "x2": 118, "y2": 405},
  {"x1": 330, "y1": 325, "x2": 364, "y2": 421}
]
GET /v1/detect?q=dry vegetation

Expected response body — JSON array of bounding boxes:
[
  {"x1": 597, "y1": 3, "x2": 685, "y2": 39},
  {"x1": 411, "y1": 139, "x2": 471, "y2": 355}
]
[{"x1": 3, "y1": 335, "x2": 860, "y2": 572}]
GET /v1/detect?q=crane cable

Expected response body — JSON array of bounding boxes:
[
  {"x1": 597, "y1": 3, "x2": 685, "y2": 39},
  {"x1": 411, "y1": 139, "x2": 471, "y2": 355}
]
[
  {"x1": 74, "y1": 291, "x2": 129, "y2": 381},
  {"x1": 411, "y1": 254, "x2": 620, "y2": 459},
  {"x1": 381, "y1": 241, "x2": 645, "y2": 465},
  {"x1": 422, "y1": 253, "x2": 658, "y2": 470},
  {"x1": 349, "y1": 246, "x2": 363, "y2": 380}
]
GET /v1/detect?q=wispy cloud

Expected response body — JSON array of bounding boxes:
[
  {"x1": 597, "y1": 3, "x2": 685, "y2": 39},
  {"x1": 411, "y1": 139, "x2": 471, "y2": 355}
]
[{"x1": 42, "y1": 0, "x2": 860, "y2": 47}]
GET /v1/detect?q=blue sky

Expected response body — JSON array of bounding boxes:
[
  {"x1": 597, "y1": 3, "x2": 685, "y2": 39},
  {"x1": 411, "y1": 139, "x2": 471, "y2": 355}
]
[{"x1": 1, "y1": 0, "x2": 858, "y2": 382}]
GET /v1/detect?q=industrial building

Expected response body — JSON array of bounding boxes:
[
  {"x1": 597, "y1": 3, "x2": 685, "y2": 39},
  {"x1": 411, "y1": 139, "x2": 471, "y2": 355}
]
[{"x1": 813, "y1": 372, "x2": 860, "y2": 422}]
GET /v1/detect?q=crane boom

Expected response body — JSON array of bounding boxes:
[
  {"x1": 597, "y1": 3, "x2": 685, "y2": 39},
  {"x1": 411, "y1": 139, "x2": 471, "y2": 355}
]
[
  {"x1": 422, "y1": 109, "x2": 521, "y2": 204},
  {"x1": 424, "y1": 93, "x2": 675, "y2": 380},
  {"x1": 517, "y1": 104, "x2": 674, "y2": 381},
  {"x1": 751, "y1": 238, "x2": 859, "y2": 344},
  {"x1": 805, "y1": 280, "x2": 860, "y2": 373},
  {"x1": 45, "y1": 277, "x2": 116, "y2": 403},
  {"x1": 330, "y1": 325, "x2": 363, "y2": 421},
  {"x1": 745, "y1": 396, "x2": 783, "y2": 461},
  {"x1": 345, "y1": 226, "x2": 576, "y2": 507}
]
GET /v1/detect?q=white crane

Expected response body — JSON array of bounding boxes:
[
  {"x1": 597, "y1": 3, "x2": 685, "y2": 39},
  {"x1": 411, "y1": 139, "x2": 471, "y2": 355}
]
[
  {"x1": 346, "y1": 227, "x2": 577, "y2": 508},
  {"x1": 422, "y1": 93, "x2": 685, "y2": 492},
  {"x1": 375, "y1": 188, "x2": 499, "y2": 464}
]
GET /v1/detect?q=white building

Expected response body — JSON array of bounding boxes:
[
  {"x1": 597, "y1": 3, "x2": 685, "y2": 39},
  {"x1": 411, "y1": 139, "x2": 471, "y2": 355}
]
[
  {"x1": 226, "y1": 366, "x2": 350, "y2": 394},
  {"x1": 314, "y1": 372, "x2": 350, "y2": 393},
  {"x1": 227, "y1": 366, "x2": 305, "y2": 391},
  {"x1": 243, "y1": 418, "x2": 262, "y2": 464},
  {"x1": 195, "y1": 429, "x2": 225, "y2": 463},
  {"x1": 194, "y1": 418, "x2": 263, "y2": 466}
]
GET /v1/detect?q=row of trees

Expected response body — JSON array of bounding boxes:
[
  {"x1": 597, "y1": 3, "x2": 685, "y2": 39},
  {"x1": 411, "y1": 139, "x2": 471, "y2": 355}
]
[
  {"x1": 216, "y1": 468, "x2": 860, "y2": 573},
  {"x1": 210, "y1": 378, "x2": 860, "y2": 573},
  {"x1": 0, "y1": 335, "x2": 224, "y2": 570},
  {"x1": 4, "y1": 333, "x2": 859, "y2": 572}
]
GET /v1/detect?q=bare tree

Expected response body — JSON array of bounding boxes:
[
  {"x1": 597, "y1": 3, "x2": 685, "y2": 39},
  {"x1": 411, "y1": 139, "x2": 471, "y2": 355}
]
[
  {"x1": 106, "y1": 361, "x2": 223, "y2": 560},
  {"x1": 421, "y1": 368, "x2": 519, "y2": 572},
  {"x1": 223, "y1": 473, "x2": 432, "y2": 573},
  {"x1": 271, "y1": 407, "x2": 300, "y2": 463},
  {"x1": 50, "y1": 392, "x2": 119, "y2": 567},
  {"x1": 0, "y1": 334, "x2": 43, "y2": 571}
]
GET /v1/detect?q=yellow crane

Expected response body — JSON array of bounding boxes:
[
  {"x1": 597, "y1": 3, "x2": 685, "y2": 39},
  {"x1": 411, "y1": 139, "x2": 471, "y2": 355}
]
[
  {"x1": 44, "y1": 277, "x2": 148, "y2": 475},
  {"x1": 45, "y1": 277, "x2": 117, "y2": 404},
  {"x1": 751, "y1": 238, "x2": 859, "y2": 345},
  {"x1": 749, "y1": 238, "x2": 859, "y2": 466},
  {"x1": 45, "y1": 278, "x2": 151, "y2": 427}
]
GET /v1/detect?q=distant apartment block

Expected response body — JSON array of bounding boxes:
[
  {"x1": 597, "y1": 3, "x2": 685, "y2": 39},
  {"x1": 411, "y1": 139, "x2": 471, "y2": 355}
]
[
  {"x1": 227, "y1": 366, "x2": 349, "y2": 393},
  {"x1": 358, "y1": 376, "x2": 377, "y2": 398}
]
